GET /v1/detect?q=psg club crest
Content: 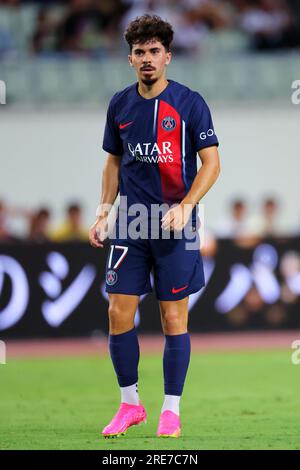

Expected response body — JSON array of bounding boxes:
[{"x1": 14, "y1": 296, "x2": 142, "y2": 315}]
[
  {"x1": 106, "y1": 269, "x2": 118, "y2": 286},
  {"x1": 162, "y1": 116, "x2": 176, "y2": 131}
]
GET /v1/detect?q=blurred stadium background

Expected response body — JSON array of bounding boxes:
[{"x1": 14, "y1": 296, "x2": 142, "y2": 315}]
[{"x1": 1, "y1": 0, "x2": 300, "y2": 450}]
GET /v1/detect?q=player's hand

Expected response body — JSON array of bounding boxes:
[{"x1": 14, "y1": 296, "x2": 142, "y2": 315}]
[
  {"x1": 89, "y1": 216, "x2": 108, "y2": 248},
  {"x1": 161, "y1": 203, "x2": 193, "y2": 231}
]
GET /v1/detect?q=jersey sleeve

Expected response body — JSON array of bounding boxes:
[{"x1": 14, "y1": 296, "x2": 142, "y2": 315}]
[
  {"x1": 102, "y1": 97, "x2": 123, "y2": 156},
  {"x1": 189, "y1": 93, "x2": 219, "y2": 152}
]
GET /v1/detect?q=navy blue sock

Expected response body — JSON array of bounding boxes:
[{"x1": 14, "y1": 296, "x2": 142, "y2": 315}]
[
  {"x1": 163, "y1": 333, "x2": 191, "y2": 396},
  {"x1": 109, "y1": 328, "x2": 139, "y2": 387}
]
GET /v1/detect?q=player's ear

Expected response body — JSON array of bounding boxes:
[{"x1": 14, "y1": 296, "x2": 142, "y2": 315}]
[
  {"x1": 128, "y1": 55, "x2": 133, "y2": 66},
  {"x1": 165, "y1": 51, "x2": 172, "y2": 65}
]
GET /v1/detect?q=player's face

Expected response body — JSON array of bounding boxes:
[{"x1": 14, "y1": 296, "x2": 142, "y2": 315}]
[{"x1": 128, "y1": 39, "x2": 172, "y2": 86}]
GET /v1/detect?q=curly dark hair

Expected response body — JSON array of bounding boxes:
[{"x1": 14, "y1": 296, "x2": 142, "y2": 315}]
[{"x1": 124, "y1": 14, "x2": 174, "y2": 52}]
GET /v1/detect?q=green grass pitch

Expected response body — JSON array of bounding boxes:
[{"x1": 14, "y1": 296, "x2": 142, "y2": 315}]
[{"x1": 0, "y1": 350, "x2": 299, "y2": 450}]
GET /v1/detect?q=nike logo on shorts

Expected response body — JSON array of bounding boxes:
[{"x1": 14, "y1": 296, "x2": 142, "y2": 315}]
[
  {"x1": 119, "y1": 121, "x2": 133, "y2": 129},
  {"x1": 172, "y1": 285, "x2": 188, "y2": 294}
]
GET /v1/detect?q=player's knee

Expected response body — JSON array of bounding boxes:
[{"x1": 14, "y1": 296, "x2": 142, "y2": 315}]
[
  {"x1": 108, "y1": 304, "x2": 125, "y2": 323},
  {"x1": 108, "y1": 304, "x2": 134, "y2": 333},
  {"x1": 162, "y1": 310, "x2": 185, "y2": 333}
]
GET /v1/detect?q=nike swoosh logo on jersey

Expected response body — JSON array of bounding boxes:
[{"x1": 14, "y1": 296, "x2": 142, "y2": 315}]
[
  {"x1": 172, "y1": 284, "x2": 188, "y2": 294},
  {"x1": 119, "y1": 121, "x2": 133, "y2": 129}
]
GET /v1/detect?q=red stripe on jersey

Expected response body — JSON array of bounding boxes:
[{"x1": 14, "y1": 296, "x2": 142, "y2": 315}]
[{"x1": 157, "y1": 100, "x2": 185, "y2": 203}]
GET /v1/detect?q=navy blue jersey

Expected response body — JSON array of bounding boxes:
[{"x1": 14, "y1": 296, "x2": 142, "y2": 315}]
[{"x1": 103, "y1": 79, "x2": 219, "y2": 223}]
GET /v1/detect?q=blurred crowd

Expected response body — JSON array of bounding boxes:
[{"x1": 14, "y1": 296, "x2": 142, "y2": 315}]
[
  {"x1": 0, "y1": 200, "x2": 89, "y2": 243},
  {"x1": 0, "y1": 196, "x2": 295, "y2": 244},
  {"x1": 0, "y1": 0, "x2": 300, "y2": 59}
]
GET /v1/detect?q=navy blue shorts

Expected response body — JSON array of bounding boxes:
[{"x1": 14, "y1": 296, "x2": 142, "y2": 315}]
[{"x1": 104, "y1": 219, "x2": 205, "y2": 301}]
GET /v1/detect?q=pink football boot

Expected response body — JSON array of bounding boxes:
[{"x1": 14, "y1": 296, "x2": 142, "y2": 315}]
[
  {"x1": 102, "y1": 402, "x2": 147, "y2": 438},
  {"x1": 156, "y1": 410, "x2": 181, "y2": 438}
]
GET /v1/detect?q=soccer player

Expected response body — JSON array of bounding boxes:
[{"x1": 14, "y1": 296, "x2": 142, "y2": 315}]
[{"x1": 89, "y1": 14, "x2": 220, "y2": 438}]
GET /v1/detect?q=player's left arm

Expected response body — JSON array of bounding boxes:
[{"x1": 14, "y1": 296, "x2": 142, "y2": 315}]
[
  {"x1": 161, "y1": 145, "x2": 220, "y2": 231},
  {"x1": 185, "y1": 145, "x2": 221, "y2": 207}
]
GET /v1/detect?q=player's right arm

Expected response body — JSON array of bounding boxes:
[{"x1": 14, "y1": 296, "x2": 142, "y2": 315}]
[
  {"x1": 89, "y1": 153, "x2": 121, "y2": 248},
  {"x1": 90, "y1": 93, "x2": 123, "y2": 248}
]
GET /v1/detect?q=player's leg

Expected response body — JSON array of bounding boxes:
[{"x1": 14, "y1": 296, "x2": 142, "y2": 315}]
[
  {"x1": 151, "y1": 230, "x2": 204, "y2": 437},
  {"x1": 108, "y1": 293, "x2": 140, "y2": 405},
  {"x1": 156, "y1": 297, "x2": 190, "y2": 437},
  {"x1": 105, "y1": 234, "x2": 151, "y2": 399},
  {"x1": 102, "y1": 293, "x2": 147, "y2": 437},
  {"x1": 102, "y1": 233, "x2": 151, "y2": 437}
]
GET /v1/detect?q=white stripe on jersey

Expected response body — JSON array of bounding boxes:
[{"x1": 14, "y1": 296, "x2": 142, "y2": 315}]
[
  {"x1": 182, "y1": 119, "x2": 187, "y2": 188},
  {"x1": 153, "y1": 99, "x2": 159, "y2": 137}
]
